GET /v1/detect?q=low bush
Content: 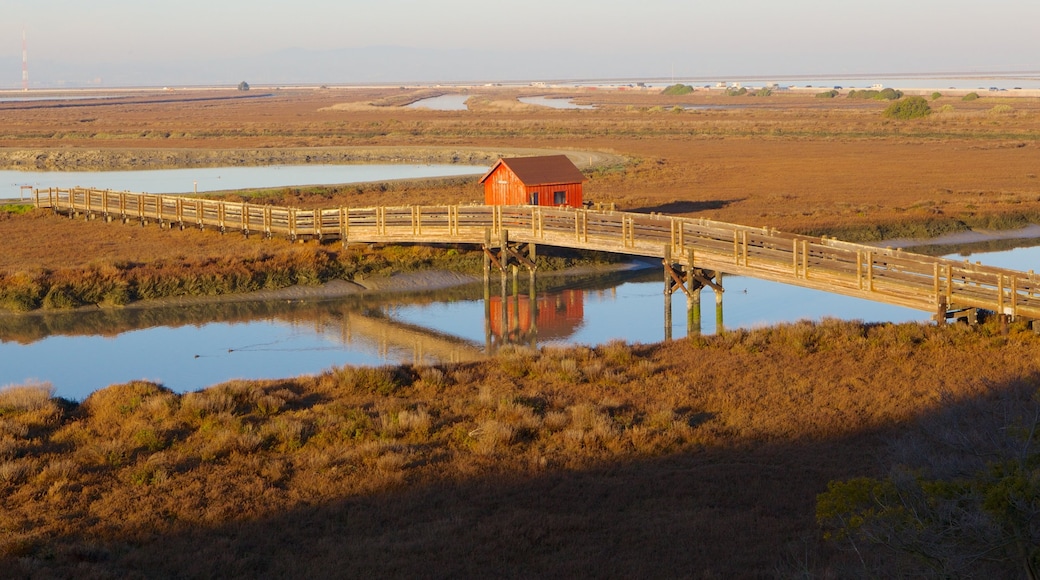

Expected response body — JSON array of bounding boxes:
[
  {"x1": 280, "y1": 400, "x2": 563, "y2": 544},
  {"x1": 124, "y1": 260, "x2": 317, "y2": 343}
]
[
  {"x1": 661, "y1": 84, "x2": 694, "y2": 96},
  {"x1": 962, "y1": 92, "x2": 980, "y2": 101},
  {"x1": 883, "y1": 96, "x2": 932, "y2": 120},
  {"x1": 815, "y1": 90, "x2": 838, "y2": 98},
  {"x1": 848, "y1": 88, "x2": 903, "y2": 100}
]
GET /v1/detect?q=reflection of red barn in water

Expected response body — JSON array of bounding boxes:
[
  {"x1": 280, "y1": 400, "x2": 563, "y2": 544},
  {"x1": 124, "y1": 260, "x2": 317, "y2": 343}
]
[{"x1": 488, "y1": 289, "x2": 585, "y2": 344}]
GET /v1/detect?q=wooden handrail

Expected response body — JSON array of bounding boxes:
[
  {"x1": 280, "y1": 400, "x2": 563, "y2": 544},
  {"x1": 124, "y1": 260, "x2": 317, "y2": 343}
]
[{"x1": 33, "y1": 186, "x2": 1040, "y2": 321}]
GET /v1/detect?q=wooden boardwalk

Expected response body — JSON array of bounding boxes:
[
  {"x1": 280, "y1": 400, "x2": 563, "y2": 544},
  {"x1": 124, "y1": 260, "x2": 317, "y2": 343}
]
[{"x1": 33, "y1": 187, "x2": 1040, "y2": 323}]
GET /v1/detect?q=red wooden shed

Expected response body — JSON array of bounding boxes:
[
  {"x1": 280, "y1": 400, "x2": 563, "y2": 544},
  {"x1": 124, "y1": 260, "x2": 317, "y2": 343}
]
[{"x1": 480, "y1": 155, "x2": 585, "y2": 207}]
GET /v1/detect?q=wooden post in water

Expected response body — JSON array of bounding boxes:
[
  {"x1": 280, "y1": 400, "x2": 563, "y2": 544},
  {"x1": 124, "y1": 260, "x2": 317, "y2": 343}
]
[
  {"x1": 715, "y1": 271, "x2": 724, "y2": 332},
  {"x1": 687, "y1": 248, "x2": 701, "y2": 336},
  {"x1": 528, "y1": 242, "x2": 537, "y2": 301},
  {"x1": 663, "y1": 245, "x2": 673, "y2": 342}
]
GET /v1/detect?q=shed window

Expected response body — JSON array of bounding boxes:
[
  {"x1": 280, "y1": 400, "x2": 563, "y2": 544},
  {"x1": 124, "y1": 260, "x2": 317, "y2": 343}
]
[
  {"x1": 553, "y1": 191, "x2": 566, "y2": 205},
  {"x1": 529, "y1": 192, "x2": 539, "y2": 205}
]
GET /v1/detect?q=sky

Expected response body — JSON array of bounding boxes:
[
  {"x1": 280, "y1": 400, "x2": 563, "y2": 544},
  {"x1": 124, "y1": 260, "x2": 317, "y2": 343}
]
[{"x1": 2, "y1": 0, "x2": 1039, "y2": 87}]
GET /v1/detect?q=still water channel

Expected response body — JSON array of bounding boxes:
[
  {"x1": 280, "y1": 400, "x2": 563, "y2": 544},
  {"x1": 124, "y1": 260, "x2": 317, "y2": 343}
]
[
  {"x1": 3, "y1": 163, "x2": 1040, "y2": 399},
  {"x1": 406, "y1": 95, "x2": 471, "y2": 111},
  {"x1": 4, "y1": 243, "x2": 1039, "y2": 400},
  {"x1": 1, "y1": 164, "x2": 487, "y2": 199}
]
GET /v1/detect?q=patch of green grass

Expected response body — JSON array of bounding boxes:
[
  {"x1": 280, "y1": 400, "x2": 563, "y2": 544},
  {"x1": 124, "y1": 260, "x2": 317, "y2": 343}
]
[{"x1": 1, "y1": 204, "x2": 34, "y2": 215}]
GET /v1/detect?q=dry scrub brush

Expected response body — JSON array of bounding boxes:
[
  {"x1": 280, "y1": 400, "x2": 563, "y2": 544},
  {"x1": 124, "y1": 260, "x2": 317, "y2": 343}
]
[{"x1": 4, "y1": 318, "x2": 1040, "y2": 575}]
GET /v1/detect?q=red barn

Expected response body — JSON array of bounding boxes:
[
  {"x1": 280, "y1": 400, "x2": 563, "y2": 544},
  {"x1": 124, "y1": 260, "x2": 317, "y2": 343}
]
[{"x1": 480, "y1": 155, "x2": 585, "y2": 207}]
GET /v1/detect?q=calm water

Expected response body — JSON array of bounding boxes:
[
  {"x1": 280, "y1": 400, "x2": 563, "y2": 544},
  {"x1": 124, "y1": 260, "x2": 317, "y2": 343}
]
[
  {"x1": 644, "y1": 75, "x2": 1040, "y2": 91},
  {"x1": 518, "y1": 96, "x2": 595, "y2": 110},
  {"x1": 406, "y1": 95, "x2": 470, "y2": 111},
  {"x1": 4, "y1": 243, "x2": 1039, "y2": 400},
  {"x1": 1, "y1": 164, "x2": 487, "y2": 199},
  {"x1": 0, "y1": 95, "x2": 121, "y2": 103}
]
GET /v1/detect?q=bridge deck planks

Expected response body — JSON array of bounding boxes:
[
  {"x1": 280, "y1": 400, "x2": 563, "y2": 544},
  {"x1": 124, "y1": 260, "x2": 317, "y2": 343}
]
[{"x1": 33, "y1": 187, "x2": 1040, "y2": 321}]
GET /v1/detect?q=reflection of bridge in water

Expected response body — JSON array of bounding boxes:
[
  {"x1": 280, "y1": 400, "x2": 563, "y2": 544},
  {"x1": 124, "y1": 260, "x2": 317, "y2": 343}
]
[
  {"x1": 324, "y1": 310, "x2": 487, "y2": 364},
  {"x1": 0, "y1": 267, "x2": 659, "y2": 367}
]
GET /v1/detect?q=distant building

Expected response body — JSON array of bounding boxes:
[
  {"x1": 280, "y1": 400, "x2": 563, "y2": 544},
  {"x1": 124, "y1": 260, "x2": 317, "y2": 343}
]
[{"x1": 480, "y1": 155, "x2": 585, "y2": 208}]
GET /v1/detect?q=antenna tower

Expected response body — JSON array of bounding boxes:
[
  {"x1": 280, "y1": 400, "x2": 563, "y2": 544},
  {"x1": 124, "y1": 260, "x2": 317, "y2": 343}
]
[{"x1": 22, "y1": 30, "x2": 28, "y2": 91}]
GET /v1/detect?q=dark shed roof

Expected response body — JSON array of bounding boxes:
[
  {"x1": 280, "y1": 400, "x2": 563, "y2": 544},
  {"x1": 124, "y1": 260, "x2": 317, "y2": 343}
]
[{"x1": 479, "y1": 155, "x2": 586, "y2": 186}]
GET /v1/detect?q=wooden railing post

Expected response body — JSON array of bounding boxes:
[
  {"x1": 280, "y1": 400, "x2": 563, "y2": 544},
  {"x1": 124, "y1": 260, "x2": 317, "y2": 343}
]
[{"x1": 21, "y1": 190, "x2": 1040, "y2": 322}]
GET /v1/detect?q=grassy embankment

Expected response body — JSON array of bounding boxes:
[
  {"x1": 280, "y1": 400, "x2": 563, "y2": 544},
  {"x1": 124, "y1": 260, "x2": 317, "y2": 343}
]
[{"x1": 2, "y1": 317, "x2": 1039, "y2": 576}]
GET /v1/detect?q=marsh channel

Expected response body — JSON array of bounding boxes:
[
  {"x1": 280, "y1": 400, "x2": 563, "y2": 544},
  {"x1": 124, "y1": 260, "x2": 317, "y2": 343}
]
[{"x1": 3, "y1": 165, "x2": 1040, "y2": 399}]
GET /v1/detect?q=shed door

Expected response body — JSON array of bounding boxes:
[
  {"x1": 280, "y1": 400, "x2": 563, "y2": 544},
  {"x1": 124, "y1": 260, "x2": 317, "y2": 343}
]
[{"x1": 494, "y1": 179, "x2": 509, "y2": 205}]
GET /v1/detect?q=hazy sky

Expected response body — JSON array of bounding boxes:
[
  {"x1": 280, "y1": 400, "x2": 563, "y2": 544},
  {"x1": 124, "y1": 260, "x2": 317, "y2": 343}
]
[{"x1": 3, "y1": 0, "x2": 1039, "y2": 86}]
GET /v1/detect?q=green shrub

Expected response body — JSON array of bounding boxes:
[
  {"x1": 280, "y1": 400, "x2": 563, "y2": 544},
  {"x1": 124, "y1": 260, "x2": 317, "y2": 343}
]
[
  {"x1": 963, "y1": 92, "x2": 979, "y2": 101},
  {"x1": 750, "y1": 88, "x2": 772, "y2": 97},
  {"x1": 931, "y1": 91, "x2": 942, "y2": 100},
  {"x1": 661, "y1": 84, "x2": 694, "y2": 96},
  {"x1": 883, "y1": 96, "x2": 932, "y2": 119},
  {"x1": 989, "y1": 104, "x2": 1014, "y2": 115},
  {"x1": 815, "y1": 90, "x2": 838, "y2": 98},
  {"x1": 726, "y1": 87, "x2": 747, "y2": 96},
  {"x1": 876, "y1": 88, "x2": 903, "y2": 100},
  {"x1": 848, "y1": 88, "x2": 903, "y2": 100}
]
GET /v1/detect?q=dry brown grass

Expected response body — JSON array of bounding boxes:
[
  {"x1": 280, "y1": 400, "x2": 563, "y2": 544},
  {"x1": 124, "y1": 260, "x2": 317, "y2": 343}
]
[
  {"x1": 3, "y1": 86, "x2": 1040, "y2": 576},
  {"x1": 1, "y1": 319, "x2": 1039, "y2": 576},
  {"x1": 4, "y1": 87, "x2": 1040, "y2": 240}
]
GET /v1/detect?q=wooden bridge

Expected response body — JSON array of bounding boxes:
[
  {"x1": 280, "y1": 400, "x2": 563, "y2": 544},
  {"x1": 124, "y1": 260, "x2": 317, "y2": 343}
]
[{"x1": 32, "y1": 187, "x2": 1040, "y2": 325}]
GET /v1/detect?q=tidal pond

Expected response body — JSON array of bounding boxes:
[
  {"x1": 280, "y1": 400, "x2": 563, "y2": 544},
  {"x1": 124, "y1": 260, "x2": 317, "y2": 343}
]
[
  {"x1": 517, "y1": 96, "x2": 595, "y2": 110},
  {"x1": 2, "y1": 164, "x2": 487, "y2": 199},
  {"x1": 405, "y1": 95, "x2": 470, "y2": 111}
]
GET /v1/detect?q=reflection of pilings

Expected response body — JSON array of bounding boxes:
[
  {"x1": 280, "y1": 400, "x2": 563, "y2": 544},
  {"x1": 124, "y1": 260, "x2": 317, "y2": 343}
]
[
  {"x1": 529, "y1": 271, "x2": 538, "y2": 348},
  {"x1": 482, "y1": 227, "x2": 539, "y2": 351},
  {"x1": 500, "y1": 263, "x2": 508, "y2": 344}
]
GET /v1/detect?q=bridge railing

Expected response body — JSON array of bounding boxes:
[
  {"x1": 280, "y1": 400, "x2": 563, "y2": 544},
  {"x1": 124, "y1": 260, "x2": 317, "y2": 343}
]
[{"x1": 33, "y1": 187, "x2": 1040, "y2": 320}]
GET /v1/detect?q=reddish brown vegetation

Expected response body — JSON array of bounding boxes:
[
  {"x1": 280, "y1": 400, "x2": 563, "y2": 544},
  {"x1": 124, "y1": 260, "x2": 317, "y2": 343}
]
[
  {"x1": 2, "y1": 86, "x2": 1040, "y2": 576},
  {"x1": 1, "y1": 320, "x2": 1037, "y2": 576}
]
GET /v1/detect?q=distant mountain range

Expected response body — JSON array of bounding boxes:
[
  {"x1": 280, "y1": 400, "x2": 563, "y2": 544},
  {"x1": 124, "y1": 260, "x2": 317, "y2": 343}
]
[{"x1": 1, "y1": 46, "x2": 661, "y2": 89}]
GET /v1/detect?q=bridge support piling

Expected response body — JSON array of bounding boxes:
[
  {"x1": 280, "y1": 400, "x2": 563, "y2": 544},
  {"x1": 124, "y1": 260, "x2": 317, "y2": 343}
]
[
  {"x1": 689, "y1": 288, "x2": 702, "y2": 336},
  {"x1": 665, "y1": 245, "x2": 718, "y2": 339},
  {"x1": 664, "y1": 294, "x2": 673, "y2": 342},
  {"x1": 714, "y1": 272, "x2": 724, "y2": 332},
  {"x1": 664, "y1": 246, "x2": 674, "y2": 341}
]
